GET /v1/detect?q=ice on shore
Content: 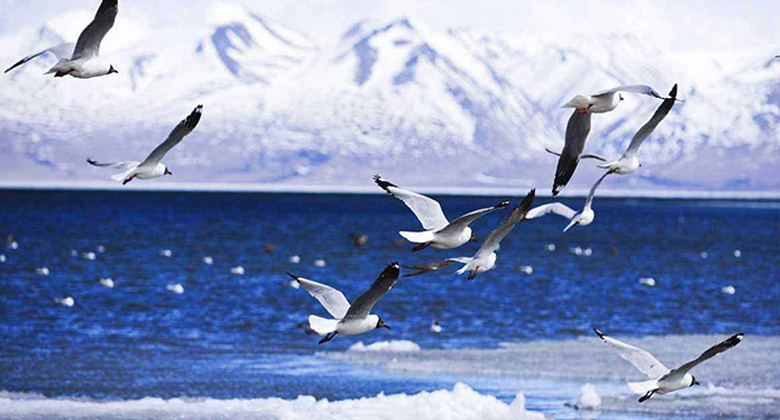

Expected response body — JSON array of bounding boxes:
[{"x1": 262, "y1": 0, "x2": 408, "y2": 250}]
[
  {"x1": 573, "y1": 383, "x2": 601, "y2": 410},
  {"x1": 349, "y1": 340, "x2": 421, "y2": 352}
]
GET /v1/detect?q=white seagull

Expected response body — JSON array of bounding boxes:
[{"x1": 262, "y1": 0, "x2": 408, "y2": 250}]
[
  {"x1": 562, "y1": 85, "x2": 664, "y2": 114},
  {"x1": 548, "y1": 110, "x2": 602, "y2": 196},
  {"x1": 598, "y1": 85, "x2": 678, "y2": 175},
  {"x1": 526, "y1": 172, "x2": 610, "y2": 232},
  {"x1": 87, "y1": 105, "x2": 202, "y2": 184},
  {"x1": 404, "y1": 190, "x2": 535, "y2": 280},
  {"x1": 594, "y1": 328, "x2": 743, "y2": 403},
  {"x1": 288, "y1": 262, "x2": 399, "y2": 345},
  {"x1": 374, "y1": 175, "x2": 509, "y2": 251},
  {"x1": 5, "y1": 0, "x2": 119, "y2": 78}
]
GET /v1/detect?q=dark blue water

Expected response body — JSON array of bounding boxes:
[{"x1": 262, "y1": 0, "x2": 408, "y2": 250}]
[{"x1": 0, "y1": 190, "x2": 778, "y2": 403}]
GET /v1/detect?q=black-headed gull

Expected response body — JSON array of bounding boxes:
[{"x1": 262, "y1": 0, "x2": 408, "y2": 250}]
[
  {"x1": 594, "y1": 328, "x2": 743, "y2": 403},
  {"x1": 87, "y1": 105, "x2": 202, "y2": 184},
  {"x1": 6, "y1": 0, "x2": 119, "y2": 78},
  {"x1": 374, "y1": 175, "x2": 509, "y2": 251},
  {"x1": 404, "y1": 190, "x2": 535, "y2": 280},
  {"x1": 527, "y1": 172, "x2": 610, "y2": 232},
  {"x1": 562, "y1": 85, "x2": 664, "y2": 114},
  {"x1": 548, "y1": 111, "x2": 601, "y2": 196},
  {"x1": 598, "y1": 85, "x2": 678, "y2": 175},
  {"x1": 288, "y1": 262, "x2": 399, "y2": 345}
]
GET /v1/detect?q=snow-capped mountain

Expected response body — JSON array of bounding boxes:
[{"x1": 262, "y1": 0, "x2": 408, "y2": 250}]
[{"x1": 1, "y1": 2, "x2": 779, "y2": 193}]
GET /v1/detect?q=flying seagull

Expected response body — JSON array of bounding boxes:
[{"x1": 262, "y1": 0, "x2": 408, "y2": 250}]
[
  {"x1": 288, "y1": 262, "x2": 399, "y2": 344},
  {"x1": 599, "y1": 84, "x2": 678, "y2": 175},
  {"x1": 527, "y1": 172, "x2": 610, "y2": 232},
  {"x1": 405, "y1": 189, "x2": 535, "y2": 280},
  {"x1": 549, "y1": 110, "x2": 594, "y2": 195},
  {"x1": 374, "y1": 175, "x2": 509, "y2": 251},
  {"x1": 562, "y1": 85, "x2": 664, "y2": 114},
  {"x1": 6, "y1": 0, "x2": 119, "y2": 78},
  {"x1": 594, "y1": 328, "x2": 743, "y2": 403},
  {"x1": 87, "y1": 105, "x2": 203, "y2": 184}
]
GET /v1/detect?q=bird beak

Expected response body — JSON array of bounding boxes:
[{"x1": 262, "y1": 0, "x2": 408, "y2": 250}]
[
  {"x1": 470, "y1": 233, "x2": 477, "y2": 243},
  {"x1": 165, "y1": 168, "x2": 172, "y2": 175},
  {"x1": 383, "y1": 323, "x2": 392, "y2": 330},
  {"x1": 108, "y1": 66, "x2": 118, "y2": 74},
  {"x1": 693, "y1": 380, "x2": 700, "y2": 386}
]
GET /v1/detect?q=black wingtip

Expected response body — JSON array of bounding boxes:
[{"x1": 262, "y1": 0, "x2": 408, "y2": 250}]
[
  {"x1": 86, "y1": 158, "x2": 96, "y2": 165},
  {"x1": 373, "y1": 174, "x2": 396, "y2": 193},
  {"x1": 593, "y1": 327, "x2": 606, "y2": 339},
  {"x1": 668, "y1": 84, "x2": 678, "y2": 100},
  {"x1": 285, "y1": 272, "x2": 301, "y2": 281},
  {"x1": 727, "y1": 332, "x2": 744, "y2": 346},
  {"x1": 496, "y1": 199, "x2": 511, "y2": 208},
  {"x1": 382, "y1": 261, "x2": 401, "y2": 278},
  {"x1": 518, "y1": 189, "x2": 536, "y2": 213}
]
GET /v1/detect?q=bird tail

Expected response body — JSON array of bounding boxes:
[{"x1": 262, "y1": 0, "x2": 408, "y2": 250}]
[
  {"x1": 598, "y1": 160, "x2": 617, "y2": 170},
  {"x1": 561, "y1": 95, "x2": 590, "y2": 109},
  {"x1": 399, "y1": 230, "x2": 435, "y2": 244},
  {"x1": 111, "y1": 165, "x2": 139, "y2": 182},
  {"x1": 628, "y1": 379, "x2": 659, "y2": 395},
  {"x1": 308, "y1": 315, "x2": 338, "y2": 335}
]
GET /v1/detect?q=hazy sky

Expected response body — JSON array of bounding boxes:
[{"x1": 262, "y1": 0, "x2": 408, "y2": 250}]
[{"x1": 1, "y1": 0, "x2": 777, "y2": 55}]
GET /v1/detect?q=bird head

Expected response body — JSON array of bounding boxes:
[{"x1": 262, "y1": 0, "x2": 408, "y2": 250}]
[
  {"x1": 164, "y1": 166, "x2": 173, "y2": 176},
  {"x1": 108, "y1": 65, "x2": 118, "y2": 75},
  {"x1": 690, "y1": 376, "x2": 700, "y2": 387},
  {"x1": 469, "y1": 230, "x2": 477, "y2": 243},
  {"x1": 376, "y1": 316, "x2": 391, "y2": 330}
]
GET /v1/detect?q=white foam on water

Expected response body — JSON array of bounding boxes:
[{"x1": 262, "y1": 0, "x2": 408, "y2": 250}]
[
  {"x1": 349, "y1": 340, "x2": 422, "y2": 352},
  {"x1": 0, "y1": 383, "x2": 544, "y2": 420}
]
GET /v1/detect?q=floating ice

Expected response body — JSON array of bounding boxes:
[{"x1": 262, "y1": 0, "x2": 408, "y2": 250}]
[
  {"x1": 9, "y1": 241, "x2": 18, "y2": 250},
  {"x1": 99, "y1": 278, "x2": 115, "y2": 289},
  {"x1": 545, "y1": 243, "x2": 556, "y2": 252},
  {"x1": 160, "y1": 249, "x2": 173, "y2": 257},
  {"x1": 314, "y1": 259, "x2": 327, "y2": 267},
  {"x1": 289, "y1": 255, "x2": 301, "y2": 264},
  {"x1": 166, "y1": 284, "x2": 184, "y2": 294},
  {"x1": 231, "y1": 266, "x2": 245, "y2": 275},
  {"x1": 722, "y1": 285, "x2": 736, "y2": 295},
  {"x1": 202, "y1": 256, "x2": 214, "y2": 265},
  {"x1": 519, "y1": 265, "x2": 533, "y2": 275},
  {"x1": 733, "y1": 249, "x2": 742, "y2": 258},
  {"x1": 700, "y1": 251, "x2": 709, "y2": 259},
  {"x1": 82, "y1": 252, "x2": 96, "y2": 261},
  {"x1": 639, "y1": 277, "x2": 656, "y2": 287},
  {"x1": 573, "y1": 383, "x2": 601, "y2": 410},
  {"x1": 35, "y1": 267, "x2": 50, "y2": 276},
  {"x1": 349, "y1": 340, "x2": 422, "y2": 352},
  {"x1": 54, "y1": 296, "x2": 74, "y2": 307}
]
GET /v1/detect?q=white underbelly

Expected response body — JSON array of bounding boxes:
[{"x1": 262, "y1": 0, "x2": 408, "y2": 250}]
[{"x1": 338, "y1": 318, "x2": 376, "y2": 335}]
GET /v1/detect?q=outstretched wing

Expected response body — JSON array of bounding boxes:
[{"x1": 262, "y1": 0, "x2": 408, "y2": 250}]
[
  {"x1": 474, "y1": 190, "x2": 535, "y2": 260},
  {"x1": 593, "y1": 84, "x2": 663, "y2": 99},
  {"x1": 5, "y1": 43, "x2": 75, "y2": 74},
  {"x1": 594, "y1": 328, "x2": 669, "y2": 379},
  {"x1": 140, "y1": 105, "x2": 203, "y2": 167},
  {"x1": 72, "y1": 0, "x2": 118, "y2": 59},
  {"x1": 623, "y1": 84, "x2": 677, "y2": 158},
  {"x1": 525, "y1": 202, "x2": 577, "y2": 220},
  {"x1": 553, "y1": 111, "x2": 591, "y2": 195},
  {"x1": 288, "y1": 273, "x2": 350, "y2": 319},
  {"x1": 437, "y1": 200, "x2": 510, "y2": 235},
  {"x1": 671, "y1": 333, "x2": 744, "y2": 376},
  {"x1": 374, "y1": 175, "x2": 449, "y2": 230},
  {"x1": 86, "y1": 158, "x2": 139, "y2": 170},
  {"x1": 584, "y1": 172, "x2": 610, "y2": 208},
  {"x1": 344, "y1": 262, "x2": 400, "y2": 319},
  {"x1": 402, "y1": 258, "x2": 470, "y2": 277}
]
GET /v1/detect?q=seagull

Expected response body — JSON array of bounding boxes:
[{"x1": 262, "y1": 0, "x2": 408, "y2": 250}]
[
  {"x1": 374, "y1": 175, "x2": 509, "y2": 251},
  {"x1": 598, "y1": 85, "x2": 678, "y2": 175},
  {"x1": 5, "y1": 0, "x2": 119, "y2": 78},
  {"x1": 98, "y1": 277, "x2": 115, "y2": 288},
  {"x1": 594, "y1": 328, "x2": 743, "y2": 403},
  {"x1": 430, "y1": 320, "x2": 442, "y2": 333},
  {"x1": 404, "y1": 190, "x2": 535, "y2": 280},
  {"x1": 562, "y1": 85, "x2": 664, "y2": 114},
  {"x1": 527, "y1": 172, "x2": 610, "y2": 232},
  {"x1": 55, "y1": 296, "x2": 75, "y2": 307},
  {"x1": 288, "y1": 262, "x2": 399, "y2": 345},
  {"x1": 166, "y1": 284, "x2": 184, "y2": 294},
  {"x1": 548, "y1": 110, "x2": 599, "y2": 196},
  {"x1": 87, "y1": 105, "x2": 203, "y2": 185}
]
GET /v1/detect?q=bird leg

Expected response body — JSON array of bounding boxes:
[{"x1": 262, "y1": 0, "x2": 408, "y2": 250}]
[
  {"x1": 412, "y1": 242, "x2": 430, "y2": 252},
  {"x1": 122, "y1": 174, "x2": 137, "y2": 185},
  {"x1": 576, "y1": 109, "x2": 589, "y2": 114},
  {"x1": 54, "y1": 69, "x2": 73, "y2": 78},
  {"x1": 638, "y1": 389, "x2": 656, "y2": 403},
  {"x1": 468, "y1": 268, "x2": 479, "y2": 281},
  {"x1": 318, "y1": 331, "x2": 338, "y2": 345}
]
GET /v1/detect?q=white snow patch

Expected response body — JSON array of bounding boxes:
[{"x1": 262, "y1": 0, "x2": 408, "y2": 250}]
[{"x1": 349, "y1": 340, "x2": 422, "y2": 352}]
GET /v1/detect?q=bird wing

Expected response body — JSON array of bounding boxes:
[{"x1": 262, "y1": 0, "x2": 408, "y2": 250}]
[
  {"x1": 552, "y1": 111, "x2": 591, "y2": 195},
  {"x1": 623, "y1": 84, "x2": 677, "y2": 158},
  {"x1": 670, "y1": 333, "x2": 744, "y2": 376},
  {"x1": 374, "y1": 175, "x2": 449, "y2": 230},
  {"x1": 139, "y1": 105, "x2": 203, "y2": 167},
  {"x1": 86, "y1": 158, "x2": 139, "y2": 169},
  {"x1": 344, "y1": 262, "x2": 400, "y2": 319},
  {"x1": 594, "y1": 328, "x2": 670, "y2": 379},
  {"x1": 288, "y1": 273, "x2": 351, "y2": 319},
  {"x1": 72, "y1": 0, "x2": 118, "y2": 59},
  {"x1": 5, "y1": 43, "x2": 75, "y2": 74},
  {"x1": 593, "y1": 84, "x2": 663, "y2": 99},
  {"x1": 584, "y1": 172, "x2": 610, "y2": 208},
  {"x1": 437, "y1": 200, "x2": 510, "y2": 235},
  {"x1": 474, "y1": 190, "x2": 535, "y2": 260},
  {"x1": 525, "y1": 203, "x2": 577, "y2": 220}
]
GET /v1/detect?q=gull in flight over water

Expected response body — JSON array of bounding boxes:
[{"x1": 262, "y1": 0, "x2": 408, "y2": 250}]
[
  {"x1": 288, "y1": 262, "x2": 399, "y2": 345},
  {"x1": 562, "y1": 85, "x2": 665, "y2": 114},
  {"x1": 547, "y1": 110, "x2": 603, "y2": 196},
  {"x1": 87, "y1": 105, "x2": 202, "y2": 184},
  {"x1": 594, "y1": 328, "x2": 743, "y2": 403},
  {"x1": 6, "y1": 0, "x2": 119, "y2": 78},
  {"x1": 598, "y1": 85, "x2": 678, "y2": 175},
  {"x1": 374, "y1": 175, "x2": 509, "y2": 251},
  {"x1": 404, "y1": 190, "x2": 535, "y2": 280},
  {"x1": 527, "y1": 172, "x2": 610, "y2": 232}
]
